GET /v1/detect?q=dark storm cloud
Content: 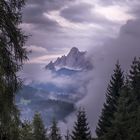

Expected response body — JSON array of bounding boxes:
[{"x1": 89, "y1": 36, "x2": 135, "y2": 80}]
[
  {"x1": 23, "y1": 0, "x2": 75, "y2": 30},
  {"x1": 60, "y1": 2, "x2": 113, "y2": 25},
  {"x1": 22, "y1": 0, "x2": 119, "y2": 55},
  {"x1": 23, "y1": 3, "x2": 59, "y2": 30},
  {"x1": 60, "y1": 3, "x2": 94, "y2": 23}
]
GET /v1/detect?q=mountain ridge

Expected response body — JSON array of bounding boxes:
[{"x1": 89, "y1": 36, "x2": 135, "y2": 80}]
[{"x1": 45, "y1": 47, "x2": 93, "y2": 71}]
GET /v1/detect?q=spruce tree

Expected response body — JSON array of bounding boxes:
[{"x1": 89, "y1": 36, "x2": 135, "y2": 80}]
[
  {"x1": 20, "y1": 121, "x2": 33, "y2": 140},
  {"x1": 96, "y1": 62, "x2": 124, "y2": 138},
  {"x1": 0, "y1": 0, "x2": 27, "y2": 139},
  {"x1": 33, "y1": 112, "x2": 47, "y2": 140},
  {"x1": 138, "y1": 57, "x2": 140, "y2": 85},
  {"x1": 127, "y1": 57, "x2": 140, "y2": 139},
  {"x1": 104, "y1": 80, "x2": 131, "y2": 140},
  {"x1": 104, "y1": 58, "x2": 140, "y2": 140},
  {"x1": 129, "y1": 57, "x2": 140, "y2": 99},
  {"x1": 71, "y1": 109, "x2": 91, "y2": 140},
  {"x1": 49, "y1": 119, "x2": 62, "y2": 140}
]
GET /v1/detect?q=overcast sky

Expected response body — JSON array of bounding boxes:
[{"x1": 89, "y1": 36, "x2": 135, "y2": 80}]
[
  {"x1": 21, "y1": 0, "x2": 140, "y2": 65},
  {"x1": 21, "y1": 0, "x2": 140, "y2": 136}
]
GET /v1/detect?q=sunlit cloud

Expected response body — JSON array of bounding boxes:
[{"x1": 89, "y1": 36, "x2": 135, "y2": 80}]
[
  {"x1": 26, "y1": 45, "x2": 48, "y2": 53},
  {"x1": 44, "y1": 11, "x2": 101, "y2": 31},
  {"x1": 27, "y1": 54, "x2": 64, "y2": 64},
  {"x1": 94, "y1": 5, "x2": 134, "y2": 22}
]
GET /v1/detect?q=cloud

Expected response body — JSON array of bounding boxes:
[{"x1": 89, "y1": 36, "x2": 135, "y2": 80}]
[
  {"x1": 27, "y1": 45, "x2": 48, "y2": 53},
  {"x1": 22, "y1": 63, "x2": 92, "y2": 90},
  {"x1": 128, "y1": 1, "x2": 140, "y2": 18},
  {"x1": 24, "y1": 45, "x2": 58, "y2": 64},
  {"x1": 120, "y1": 20, "x2": 140, "y2": 38},
  {"x1": 22, "y1": 0, "x2": 135, "y2": 63},
  {"x1": 22, "y1": 0, "x2": 76, "y2": 31},
  {"x1": 99, "y1": 0, "x2": 139, "y2": 6},
  {"x1": 23, "y1": 4, "x2": 60, "y2": 31},
  {"x1": 60, "y1": 2, "x2": 112, "y2": 25},
  {"x1": 77, "y1": 17, "x2": 140, "y2": 136},
  {"x1": 26, "y1": 0, "x2": 75, "y2": 11},
  {"x1": 60, "y1": 3, "x2": 94, "y2": 23},
  {"x1": 26, "y1": 54, "x2": 60, "y2": 64}
]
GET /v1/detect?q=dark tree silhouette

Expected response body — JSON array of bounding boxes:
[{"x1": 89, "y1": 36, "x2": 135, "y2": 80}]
[
  {"x1": 0, "y1": 0, "x2": 27, "y2": 139},
  {"x1": 96, "y1": 62, "x2": 124, "y2": 138},
  {"x1": 71, "y1": 109, "x2": 91, "y2": 140},
  {"x1": 49, "y1": 118, "x2": 62, "y2": 140},
  {"x1": 101, "y1": 58, "x2": 140, "y2": 140},
  {"x1": 33, "y1": 112, "x2": 47, "y2": 140}
]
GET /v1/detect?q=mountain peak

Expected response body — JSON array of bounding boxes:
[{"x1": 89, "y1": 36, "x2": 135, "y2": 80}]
[
  {"x1": 67, "y1": 47, "x2": 80, "y2": 58},
  {"x1": 69, "y1": 47, "x2": 79, "y2": 53},
  {"x1": 45, "y1": 47, "x2": 93, "y2": 71}
]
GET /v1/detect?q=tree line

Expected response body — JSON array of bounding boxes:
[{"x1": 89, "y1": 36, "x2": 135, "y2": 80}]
[
  {"x1": 0, "y1": 0, "x2": 140, "y2": 140},
  {"x1": 96, "y1": 58, "x2": 140, "y2": 140},
  {"x1": 19, "y1": 109, "x2": 91, "y2": 140}
]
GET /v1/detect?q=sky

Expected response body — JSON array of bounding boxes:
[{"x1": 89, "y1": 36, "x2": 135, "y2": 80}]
[
  {"x1": 21, "y1": 0, "x2": 140, "y2": 137},
  {"x1": 21, "y1": 0, "x2": 139, "y2": 65}
]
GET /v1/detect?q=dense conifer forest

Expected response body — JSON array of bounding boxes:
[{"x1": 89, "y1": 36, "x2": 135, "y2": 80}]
[{"x1": 0, "y1": 0, "x2": 140, "y2": 140}]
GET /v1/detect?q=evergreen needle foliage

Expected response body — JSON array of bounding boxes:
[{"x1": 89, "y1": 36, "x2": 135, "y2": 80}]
[
  {"x1": 96, "y1": 62, "x2": 124, "y2": 138},
  {"x1": 33, "y1": 112, "x2": 47, "y2": 140},
  {"x1": 97, "y1": 58, "x2": 140, "y2": 140},
  {"x1": 0, "y1": 0, "x2": 27, "y2": 139},
  {"x1": 20, "y1": 120, "x2": 33, "y2": 140},
  {"x1": 49, "y1": 118, "x2": 62, "y2": 140},
  {"x1": 71, "y1": 109, "x2": 91, "y2": 140}
]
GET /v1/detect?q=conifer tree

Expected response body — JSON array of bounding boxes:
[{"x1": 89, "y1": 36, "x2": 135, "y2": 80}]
[
  {"x1": 49, "y1": 119, "x2": 62, "y2": 140},
  {"x1": 129, "y1": 57, "x2": 140, "y2": 99},
  {"x1": 0, "y1": 0, "x2": 27, "y2": 139},
  {"x1": 104, "y1": 58, "x2": 140, "y2": 140},
  {"x1": 104, "y1": 80, "x2": 131, "y2": 140},
  {"x1": 137, "y1": 57, "x2": 140, "y2": 84},
  {"x1": 20, "y1": 121, "x2": 33, "y2": 140},
  {"x1": 96, "y1": 62, "x2": 124, "y2": 138},
  {"x1": 33, "y1": 112, "x2": 47, "y2": 140},
  {"x1": 127, "y1": 57, "x2": 140, "y2": 139},
  {"x1": 71, "y1": 109, "x2": 91, "y2": 140}
]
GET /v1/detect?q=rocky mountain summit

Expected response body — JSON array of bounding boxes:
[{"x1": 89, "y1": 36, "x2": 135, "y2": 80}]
[{"x1": 45, "y1": 47, "x2": 93, "y2": 71}]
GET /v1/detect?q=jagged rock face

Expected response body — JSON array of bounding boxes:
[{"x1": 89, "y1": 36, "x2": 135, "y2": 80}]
[
  {"x1": 45, "y1": 47, "x2": 93, "y2": 71},
  {"x1": 54, "y1": 55, "x2": 67, "y2": 67},
  {"x1": 45, "y1": 61, "x2": 55, "y2": 70}
]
